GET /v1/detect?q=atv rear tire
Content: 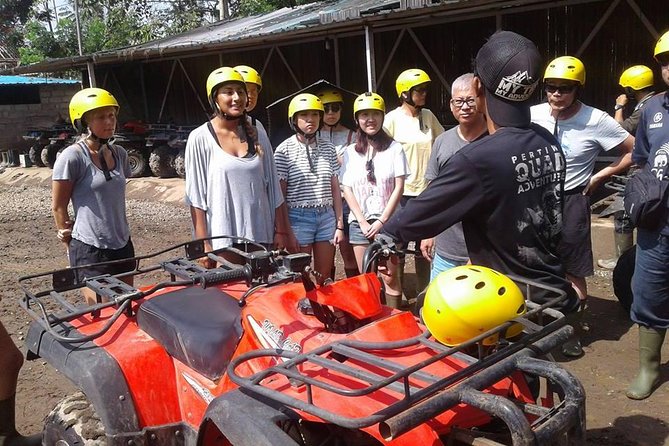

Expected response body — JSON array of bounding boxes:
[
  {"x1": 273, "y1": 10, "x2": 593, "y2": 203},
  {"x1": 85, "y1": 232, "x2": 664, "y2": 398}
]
[
  {"x1": 174, "y1": 148, "x2": 186, "y2": 179},
  {"x1": 41, "y1": 143, "x2": 61, "y2": 169},
  {"x1": 29, "y1": 143, "x2": 45, "y2": 167},
  {"x1": 126, "y1": 149, "x2": 147, "y2": 178},
  {"x1": 43, "y1": 391, "x2": 106, "y2": 445},
  {"x1": 149, "y1": 145, "x2": 176, "y2": 178}
]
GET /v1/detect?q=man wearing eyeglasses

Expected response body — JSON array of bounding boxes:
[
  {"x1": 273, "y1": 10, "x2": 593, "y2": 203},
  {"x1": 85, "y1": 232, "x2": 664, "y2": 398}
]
[
  {"x1": 383, "y1": 31, "x2": 579, "y2": 319},
  {"x1": 530, "y1": 56, "x2": 634, "y2": 357},
  {"x1": 420, "y1": 73, "x2": 487, "y2": 280}
]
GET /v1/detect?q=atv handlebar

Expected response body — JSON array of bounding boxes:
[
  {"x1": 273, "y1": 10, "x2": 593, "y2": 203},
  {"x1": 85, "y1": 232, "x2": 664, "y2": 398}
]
[{"x1": 199, "y1": 265, "x2": 252, "y2": 288}]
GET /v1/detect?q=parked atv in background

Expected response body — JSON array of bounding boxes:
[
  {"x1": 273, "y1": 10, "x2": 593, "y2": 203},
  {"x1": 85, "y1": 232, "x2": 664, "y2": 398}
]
[
  {"x1": 19, "y1": 238, "x2": 585, "y2": 445},
  {"x1": 21, "y1": 124, "x2": 75, "y2": 168},
  {"x1": 145, "y1": 124, "x2": 195, "y2": 178}
]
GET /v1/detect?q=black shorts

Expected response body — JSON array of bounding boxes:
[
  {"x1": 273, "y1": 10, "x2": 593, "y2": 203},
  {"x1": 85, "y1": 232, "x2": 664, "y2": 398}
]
[
  {"x1": 68, "y1": 237, "x2": 136, "y2": 282},
  {"x1": 558, "y1": 190, "x2": 593, "y2": 277}
]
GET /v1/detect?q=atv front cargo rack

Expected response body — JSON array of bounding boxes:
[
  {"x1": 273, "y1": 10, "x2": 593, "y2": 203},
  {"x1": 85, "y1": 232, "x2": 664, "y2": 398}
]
[{"x1": 228, "y1": 277, "x2": 585, "y2": 446}]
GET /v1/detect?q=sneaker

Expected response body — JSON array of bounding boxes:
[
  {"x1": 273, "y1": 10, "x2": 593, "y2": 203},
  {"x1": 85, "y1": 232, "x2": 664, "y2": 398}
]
[
  {"x1": 561, "y1": 337, "x2": 584, "y2": 357},
  {"x1": 597, "y1": 258, "x2": 618, "y2": 270}
]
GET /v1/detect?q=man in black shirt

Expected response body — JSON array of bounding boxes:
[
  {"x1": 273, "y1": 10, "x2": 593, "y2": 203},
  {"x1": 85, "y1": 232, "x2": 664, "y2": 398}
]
[{"x1": 383, "y1": 31, "x2": 578, "y2": 313}]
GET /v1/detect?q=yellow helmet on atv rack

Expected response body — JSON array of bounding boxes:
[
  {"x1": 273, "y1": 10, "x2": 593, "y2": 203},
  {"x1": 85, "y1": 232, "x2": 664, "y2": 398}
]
[
  {"x1": 654, "y1": 30, "x2": 669, "y2": 60},
  {"x1": 233, "y1": 65, "x2": 262, "y2": 90},
  {"x1": 353, "y1": 92, "x2": 385, "y2": 118},
  {"x1": 544, "y1": 56, "x2": 586, "y2": 86},
  {"x1": 206, "y1": 67, "x2": 246, "y2": 109},
  {"x1": 69, "y1": 88, "x2": 119, "y2": 130},
  {"x1": 395, "y1": 69, "x2": 431, "y2": 98},
  {"x1": 317, "y1": 89, "x2": 344, "y2": 105},
  {"x1": 619, "y1": 65, "x2": 654, "y2": 90},
  {"x1": 422, "y1": 265, "x2": 526, "y2": 347}
]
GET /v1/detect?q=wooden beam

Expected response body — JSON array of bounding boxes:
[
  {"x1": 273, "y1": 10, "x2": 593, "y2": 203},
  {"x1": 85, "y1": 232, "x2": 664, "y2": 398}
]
[
  {"x1": 177, "y1": 58, "x2": 209, "y2": 118},
  {"x1": 407, "y1": 28, "x2": 451, "y2": 95},
  {"x1": 157, "y1": 61, "x2": 176, "y2": 123},
  {"x1": 575, "y1": 0, "x2": 621, "y2": 57},
  {"x1": 276, "y1": 46, "x2": 302, "y2": 90},
  {"x1": 625, "y1": 0, "x2": 659, "y2": 40},
  {"x1": 377, "y1": 28, "x2": 406, "y2": 89}
]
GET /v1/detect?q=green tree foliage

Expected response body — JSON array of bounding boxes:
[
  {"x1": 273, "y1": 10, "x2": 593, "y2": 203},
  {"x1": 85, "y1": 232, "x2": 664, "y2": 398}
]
[
  {"x1": 0, "y1": 0, "x2": 36, "y2": 57},
  {"x1": 9, "y1": 0, "x2": 318, "y2": 66}
]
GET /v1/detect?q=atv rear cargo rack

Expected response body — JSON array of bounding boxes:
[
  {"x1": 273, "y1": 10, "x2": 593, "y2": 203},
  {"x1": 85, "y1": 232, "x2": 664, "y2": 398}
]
[{"x1": 228, "y1": 277, "x2": 585, "y2": 445}]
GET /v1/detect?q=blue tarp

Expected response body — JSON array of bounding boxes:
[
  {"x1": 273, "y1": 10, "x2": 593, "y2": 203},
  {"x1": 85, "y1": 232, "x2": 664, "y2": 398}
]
[{"x1": 0, "y1": 75, "x2": 79, "y2": 85}]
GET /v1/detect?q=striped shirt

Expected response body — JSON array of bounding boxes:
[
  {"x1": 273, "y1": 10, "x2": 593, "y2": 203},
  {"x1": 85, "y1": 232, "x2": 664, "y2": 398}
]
[{"x1": 275, "y1": 135, "x2": 339, "y2": 208}]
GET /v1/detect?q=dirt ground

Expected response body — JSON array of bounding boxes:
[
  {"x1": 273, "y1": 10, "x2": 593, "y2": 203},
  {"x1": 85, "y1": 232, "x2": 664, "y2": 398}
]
[{"x1": 0, "y1": 166, "x2": 667, "y2": 445}]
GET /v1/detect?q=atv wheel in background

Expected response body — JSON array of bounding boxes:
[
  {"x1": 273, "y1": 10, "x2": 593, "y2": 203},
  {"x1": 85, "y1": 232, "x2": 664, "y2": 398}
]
[
  {"x1": 29, "y1": 143, "x2": 45, "y2": 167},
  {"x1": 126, "y1": 149, "x2": 147, "y2": 178},
  {"x1": 174, "y1": 148, "x2": 186, "y2": 179},
  {"x1": 41, "y1": 143, "x2": 61, "y2": 168},
  {"x1": 612, "y1": 245, "x2": 636, "y2": 315},
  {"x1": 149, "y1": 145, "x2": 176, "y2": 178},
  {"x1": 43, "y1": 391, "x2": 105, "y2": 445}
]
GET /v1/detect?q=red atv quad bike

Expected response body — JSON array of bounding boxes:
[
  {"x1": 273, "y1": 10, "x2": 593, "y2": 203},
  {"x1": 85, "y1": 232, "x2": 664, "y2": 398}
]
[{"x1": 19, "y1": 237, "x2": 585, "y2": 446}]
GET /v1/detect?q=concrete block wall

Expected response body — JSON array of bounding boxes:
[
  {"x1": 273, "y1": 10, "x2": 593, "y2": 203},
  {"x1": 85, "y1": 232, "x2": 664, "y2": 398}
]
[{"x1": 0, "y1": 84, "x2": 80, "y2": 152}]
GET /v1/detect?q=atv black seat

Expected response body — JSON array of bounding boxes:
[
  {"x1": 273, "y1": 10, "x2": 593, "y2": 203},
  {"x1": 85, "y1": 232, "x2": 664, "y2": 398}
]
[{"x1": 137, "y1": 286, "x2": 242, "y2": 381}]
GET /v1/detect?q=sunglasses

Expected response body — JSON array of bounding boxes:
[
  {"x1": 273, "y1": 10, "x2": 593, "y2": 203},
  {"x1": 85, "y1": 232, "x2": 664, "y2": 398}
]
[
  {"x1": 544, "y1": 84, "x2": 577, "y2": 95},
  {"x1": 324, "y1": 103, "x2": 342, "y2": 113},
  {"x1": 657, "y1": 53, "x2": 669, "y2": 67},
  {"x1": 412, "y1": 86, "x2": 428, "y2": 94},
  {"x1": 366, "y1": 159, "x2": 376, "y2": 184}
]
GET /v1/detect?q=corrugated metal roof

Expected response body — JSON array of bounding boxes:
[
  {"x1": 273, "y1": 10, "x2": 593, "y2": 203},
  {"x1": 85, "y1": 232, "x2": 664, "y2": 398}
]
[{"x1": 0, "y1": 75, "x2": 79, "y2": 85}]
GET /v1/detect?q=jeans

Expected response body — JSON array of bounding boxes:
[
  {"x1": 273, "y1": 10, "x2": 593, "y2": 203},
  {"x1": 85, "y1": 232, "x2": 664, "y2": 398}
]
[
  {"x1": 631, "y1": 229, "x2": 669, "y2": 328},
  {"x1": 288, "y1": 207, "x2": 336, "y2": 246}
]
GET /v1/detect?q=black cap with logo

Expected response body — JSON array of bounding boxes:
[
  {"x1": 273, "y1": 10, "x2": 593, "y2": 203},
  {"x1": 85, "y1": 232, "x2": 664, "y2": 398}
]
[{"x1": 475, "y1": 30, "x2": 542, "y2": 127}]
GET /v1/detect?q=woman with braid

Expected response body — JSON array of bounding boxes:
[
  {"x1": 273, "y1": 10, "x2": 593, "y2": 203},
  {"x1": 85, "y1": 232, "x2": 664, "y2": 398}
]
[{"x1": 185, "y1": 67, "x2": 295, "y2": 267}]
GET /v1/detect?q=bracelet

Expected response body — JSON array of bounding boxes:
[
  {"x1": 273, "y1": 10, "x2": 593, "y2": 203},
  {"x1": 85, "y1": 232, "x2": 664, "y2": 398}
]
[
  {"x1": 614, "y1": 103, "x2": 624, "y2": 111},
  {"x1": 336, "y1": 227, "x2": 344, "y2": 231}
]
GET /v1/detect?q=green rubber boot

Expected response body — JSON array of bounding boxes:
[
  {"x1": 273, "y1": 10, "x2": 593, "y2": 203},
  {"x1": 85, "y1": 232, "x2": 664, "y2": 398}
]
[
  {"x1": 626, "y1": 326, "x2": 666, "y2": 400},
  {"x1": 0, "y1": 395, "x2": 42, "y2": 446}
]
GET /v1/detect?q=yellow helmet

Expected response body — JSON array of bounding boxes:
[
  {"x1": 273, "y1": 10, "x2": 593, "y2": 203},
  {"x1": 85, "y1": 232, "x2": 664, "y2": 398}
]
[
  {"x1": 544, "y1": 56, "x2": 586, "y2": 86},
  {"x1": 619, "y1": 65, "x2": 654, "y2": 90},
  {"x1": 654, "y1": 30, "x2": 669, "y2": 60},
  {"x1": 422, "y1": 265, "x2": 526, "y2": 347},
  {"x1": 233, "y1": 65, "x2": 262, "y2": 90},
  {"x1": 69, "y1": 88, "x2": 119, "y2": 129},
  {"x1": 395, "y1": 68, "x2": 431, "y2": 97},
  {"x1": 206, "y1": 67, "x2": 246, "y2": 108},
  {"x1": 353, "y1": 92, "x2": 385, "y2": 118},
  {"x1": 316, "y1": 89, "x2": 344, "y2": 105},
  {"x1": 287, "y1": 93, "x2": 324, "y2": 119}
]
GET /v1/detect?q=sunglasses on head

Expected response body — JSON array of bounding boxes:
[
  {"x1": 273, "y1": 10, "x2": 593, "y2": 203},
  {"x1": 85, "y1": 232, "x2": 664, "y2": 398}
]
[
  {"x1": 324, "y1": 103, "x2": 342, "y2": 113},
  {"x1": 544, "y1": 84, "x2": 577, "y2": 94},
  {"x1": 366, "y1": 159, "x2": 376, "y2": 184}
]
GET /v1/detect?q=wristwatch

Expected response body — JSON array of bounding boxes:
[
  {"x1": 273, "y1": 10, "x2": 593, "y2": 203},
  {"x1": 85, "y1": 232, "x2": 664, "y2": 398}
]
[{"x1": 614, "y1": 103, "x2": 625, "y2": 111}]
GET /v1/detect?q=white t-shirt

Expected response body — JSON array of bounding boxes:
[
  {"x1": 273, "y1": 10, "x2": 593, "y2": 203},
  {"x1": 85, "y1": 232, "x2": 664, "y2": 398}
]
[
  {"x1": 340, "y1": 141, "x2": 409, "y2": 222},
  {"x1": 531, "y1": 102, "x2": 629, "y2": 191},
  {"x1": 184, "y1": 120, "x2": 283, "y2": 249},
  {"x1": 383, "y1": 107, "x2": 444, "y2": 196}
]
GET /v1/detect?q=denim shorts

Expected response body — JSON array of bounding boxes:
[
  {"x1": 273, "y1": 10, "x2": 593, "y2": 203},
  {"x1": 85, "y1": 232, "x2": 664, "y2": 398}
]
[
  {"x1": 430, "y1": 252, "x2": 467, "y2": 281},
  {"x1": 288, "y1": 207, "x2": 336, "y2": 246},
  {"x1": 348, "y1": 220, "x2": 372, "y2": 245}
]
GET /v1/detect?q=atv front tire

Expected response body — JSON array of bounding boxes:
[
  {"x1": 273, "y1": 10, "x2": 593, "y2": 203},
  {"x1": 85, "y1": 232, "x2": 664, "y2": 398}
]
[
  {"x1": 43, "y1": 391, "x2": 106, "y2": 445},
  {"x1": 127, "y1": 149, "x2": 147, "y2": 178},
  {"x1": 29, "y1": 143, "x2": 45, "y2": 167},
  {"x1": 149, "y1": 145, "x2": 176, "y2": 178},
  {"x1": 41, "y1": 143, "x2": 61, "y2": 169},
  {"x1": 174, "y1": 148, "x2": 186, "y2": 179}
]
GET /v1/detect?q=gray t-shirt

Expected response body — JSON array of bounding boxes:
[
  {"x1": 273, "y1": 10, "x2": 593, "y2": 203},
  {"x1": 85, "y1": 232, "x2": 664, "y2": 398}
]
[
  {"x1": 424, "y1": 126, "x2": 470, "y2": 262},
  {"x1": 52, "y1": 141, "x2": 131, "y2": 249},
  {"x1": 184, "y1": 120, "x2": 284, "y2": 249}
]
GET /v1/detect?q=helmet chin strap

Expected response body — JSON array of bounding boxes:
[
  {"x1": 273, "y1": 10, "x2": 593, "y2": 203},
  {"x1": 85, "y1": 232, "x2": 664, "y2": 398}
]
[
  {"x1": 86, "y1": 129, "x2": 113, "y2": 181},
  {"x1": 402, "y1": 90, "x2": 423, "y2": 110}
]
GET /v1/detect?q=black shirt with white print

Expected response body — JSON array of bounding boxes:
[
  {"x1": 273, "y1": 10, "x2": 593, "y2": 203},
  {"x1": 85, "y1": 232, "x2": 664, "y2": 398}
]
[{"x1": 384, "y1": 123, "x2": 578, "y2": 311}]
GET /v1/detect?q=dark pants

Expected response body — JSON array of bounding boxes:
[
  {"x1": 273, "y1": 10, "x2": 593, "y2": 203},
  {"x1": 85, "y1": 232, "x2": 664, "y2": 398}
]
[
  {"x1": 631, "y1": 230, "x2": 669, "y2": 328},
  {"x1": 69, "y1": 238, "x2": 136, "y2": 283}
]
